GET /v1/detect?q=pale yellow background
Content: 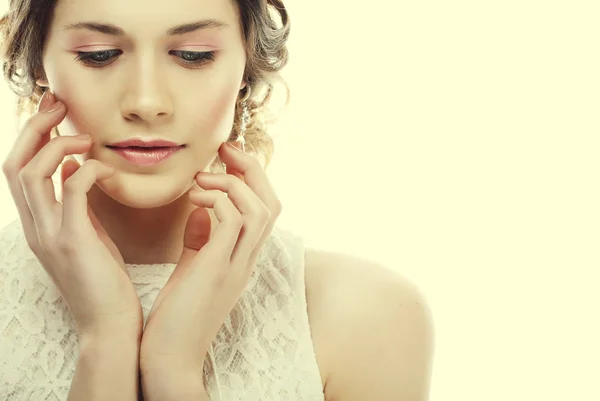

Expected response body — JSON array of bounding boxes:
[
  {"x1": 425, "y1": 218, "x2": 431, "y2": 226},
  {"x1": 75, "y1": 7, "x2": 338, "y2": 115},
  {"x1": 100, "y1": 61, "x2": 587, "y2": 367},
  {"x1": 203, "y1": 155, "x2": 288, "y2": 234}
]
[{"x1": 1, "y1": 1, "x2": 599, "y2": 400}]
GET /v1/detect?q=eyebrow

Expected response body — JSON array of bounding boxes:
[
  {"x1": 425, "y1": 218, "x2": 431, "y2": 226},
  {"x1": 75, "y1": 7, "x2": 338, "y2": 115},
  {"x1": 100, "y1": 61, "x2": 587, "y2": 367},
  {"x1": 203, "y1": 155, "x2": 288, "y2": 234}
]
[{"x1": 63, "y1": 19, "x2": 229, "y2": 36}]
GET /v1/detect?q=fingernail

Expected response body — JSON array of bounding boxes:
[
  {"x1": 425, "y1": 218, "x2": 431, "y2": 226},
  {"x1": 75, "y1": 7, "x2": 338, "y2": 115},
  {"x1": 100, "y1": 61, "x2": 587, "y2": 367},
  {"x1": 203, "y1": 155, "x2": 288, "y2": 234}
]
[
  {"x1": 37, "y1": 91, "x2": 55, "y2": 112},
  {"x1": 75, "y1": 134, "x2": 90, "y2": 140},
  {"x1": 43, "y1": 101, "x2": 63, "y2": 113}
]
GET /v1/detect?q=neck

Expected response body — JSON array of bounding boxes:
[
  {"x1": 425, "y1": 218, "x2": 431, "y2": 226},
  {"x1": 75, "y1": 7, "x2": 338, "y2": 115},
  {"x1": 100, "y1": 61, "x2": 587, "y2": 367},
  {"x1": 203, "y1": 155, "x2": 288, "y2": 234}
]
[{"x1": 87, "y1": 183, "x2": 204, "y2": 265}]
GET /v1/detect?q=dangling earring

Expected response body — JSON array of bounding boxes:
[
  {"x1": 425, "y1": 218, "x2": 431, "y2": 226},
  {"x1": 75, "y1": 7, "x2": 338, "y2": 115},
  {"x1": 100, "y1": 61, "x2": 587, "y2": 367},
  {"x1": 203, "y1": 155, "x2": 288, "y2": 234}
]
[
  {"x1": 236, "y1": 85, "x2": 251, "y2": 153},
  {"x1": 221, "y1": 86, "x2": 251, "y2": 171}
]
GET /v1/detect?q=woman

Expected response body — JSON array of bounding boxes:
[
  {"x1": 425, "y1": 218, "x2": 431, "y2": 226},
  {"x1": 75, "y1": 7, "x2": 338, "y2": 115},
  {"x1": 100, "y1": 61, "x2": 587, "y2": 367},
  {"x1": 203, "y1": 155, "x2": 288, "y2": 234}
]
[{"x1": 0, "y1": 0, "x2": 434, "y2": 399}]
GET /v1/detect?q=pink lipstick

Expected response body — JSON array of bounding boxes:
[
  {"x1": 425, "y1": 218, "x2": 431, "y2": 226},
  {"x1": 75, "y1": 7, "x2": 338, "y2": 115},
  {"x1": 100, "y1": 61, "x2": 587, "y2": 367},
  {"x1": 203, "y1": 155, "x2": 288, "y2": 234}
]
[
  {"x1": 108, "y1": 146, "x2": 184, "y2": 165},
  {"x1": 107, "y1": 138, "x2": 185, "y2": 165}
]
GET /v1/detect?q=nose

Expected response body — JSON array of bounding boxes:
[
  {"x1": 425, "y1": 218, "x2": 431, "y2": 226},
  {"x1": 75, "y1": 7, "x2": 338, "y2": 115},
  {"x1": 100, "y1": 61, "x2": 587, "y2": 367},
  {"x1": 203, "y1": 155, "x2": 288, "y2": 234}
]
[{"x1": 121, "y1": 54, "x2": 173, "y2": 124}]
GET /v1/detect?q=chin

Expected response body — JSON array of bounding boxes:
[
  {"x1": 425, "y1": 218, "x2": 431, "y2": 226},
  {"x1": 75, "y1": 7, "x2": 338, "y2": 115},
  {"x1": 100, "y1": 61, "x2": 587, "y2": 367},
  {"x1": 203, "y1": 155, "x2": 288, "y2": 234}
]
[{"x1": 94, "y1": 171, "x2": 195, "y2": 209}]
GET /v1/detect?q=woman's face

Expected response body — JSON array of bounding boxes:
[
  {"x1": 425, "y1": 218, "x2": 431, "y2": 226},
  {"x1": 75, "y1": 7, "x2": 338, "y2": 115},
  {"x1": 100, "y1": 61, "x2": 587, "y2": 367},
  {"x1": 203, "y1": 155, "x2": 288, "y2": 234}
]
[{"x1": 39, "y1": 0, "x2": 247, "y2": 208}]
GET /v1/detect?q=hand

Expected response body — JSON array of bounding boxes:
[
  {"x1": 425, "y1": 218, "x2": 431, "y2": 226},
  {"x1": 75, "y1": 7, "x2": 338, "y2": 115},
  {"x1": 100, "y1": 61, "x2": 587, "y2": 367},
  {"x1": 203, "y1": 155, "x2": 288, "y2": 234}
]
[
  {"x1": 139, "y1": 142, "x2": 283, "y2": 373},
  {"x1": 1, "y1": 91, "x2": 143, "y2": 338}
]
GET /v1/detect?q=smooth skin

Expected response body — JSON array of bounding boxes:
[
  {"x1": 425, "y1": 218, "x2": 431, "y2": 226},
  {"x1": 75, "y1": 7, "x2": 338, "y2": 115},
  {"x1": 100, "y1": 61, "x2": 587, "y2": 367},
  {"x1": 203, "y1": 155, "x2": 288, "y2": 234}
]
[
  {"x1": 3, "y1": 91, "x2": 282, "y2": 400},
  {"x1": 2, "y1": 90, "x2": 435, "y2": 401},
  {"x1": 2, "y1": 0, "x2": 435, "y2": 398},
  {"x1": 139, "y1": 143, "x2": 283, "y2": 399},
  {"x1": 2, "y1": 91, "x2": 143, "y2": 400}
]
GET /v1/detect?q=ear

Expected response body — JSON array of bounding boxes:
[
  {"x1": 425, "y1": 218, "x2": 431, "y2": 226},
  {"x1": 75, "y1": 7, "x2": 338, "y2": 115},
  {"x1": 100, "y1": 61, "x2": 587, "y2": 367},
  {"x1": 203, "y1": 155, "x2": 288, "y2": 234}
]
[
  {"x1": 36, "y1": 77, "x2": 49, "y2": 88},
  {"x1": 35, "y1": 68, "x2": 49, "y2": 88}
]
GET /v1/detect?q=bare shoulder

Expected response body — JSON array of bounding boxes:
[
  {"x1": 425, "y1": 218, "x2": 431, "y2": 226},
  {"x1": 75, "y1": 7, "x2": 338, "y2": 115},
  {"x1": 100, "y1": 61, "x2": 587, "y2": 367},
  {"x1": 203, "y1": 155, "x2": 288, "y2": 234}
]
[{"x1": 304, "y1": 247, "x2": 435, "y2": 401}]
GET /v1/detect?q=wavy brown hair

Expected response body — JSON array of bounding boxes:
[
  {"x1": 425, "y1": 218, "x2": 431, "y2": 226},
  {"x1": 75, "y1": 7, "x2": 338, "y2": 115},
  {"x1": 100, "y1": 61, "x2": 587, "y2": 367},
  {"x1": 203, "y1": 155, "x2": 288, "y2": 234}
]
[{"x1": 0, "y1": 0, "x2": 290, "y2": 172}]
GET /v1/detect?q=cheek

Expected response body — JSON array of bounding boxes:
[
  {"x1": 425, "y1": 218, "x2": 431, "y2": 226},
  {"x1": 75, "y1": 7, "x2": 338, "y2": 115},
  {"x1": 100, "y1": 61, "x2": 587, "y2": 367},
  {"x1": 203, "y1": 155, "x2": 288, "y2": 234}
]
[
  {"x1": 209, "y1": 88, "x2": 237, "y2": 124},
  {"x1": 50, "y1": 69, "x2": 107, "y2": 136},
  {"x1": 189, "y1": 81, "x2": 239, "y2": 138}
]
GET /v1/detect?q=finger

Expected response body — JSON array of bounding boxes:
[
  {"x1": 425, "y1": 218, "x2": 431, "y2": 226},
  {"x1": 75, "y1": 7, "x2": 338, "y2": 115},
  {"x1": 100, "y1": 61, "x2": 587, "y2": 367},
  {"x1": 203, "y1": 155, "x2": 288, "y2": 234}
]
[
  {"x1": 217, "y1": 142, "x2": 282, "y2": 218},
  {"x1": 60, "y1": 158, "x2": 103, "y2": 235},
  {"x1": 1, "y1": 92, "x2": 66, "y2": 243},
  {"x1": 182, "y1": 207, "x2": 212, "y2": 252},
  {"x1": 61, "y1": 158, "x2": 107, "y2": 235},
  {"x1": 60, "y1": 158, "x2": 112, "y2": 237},
  {"x1": 61, "y1": 159, "x2": 115, "y2": 236},
  {"x1": 4, "y1": 92, "x2": 65, "y2": 173},
  {"x1": 195, "y1": 172, "x2": 265, "y2": 216},
  {"x1": 20, "y1": 135, "x2": 92, "y2": 232},
  {"x1": 177, "y1": 206, "x2": 212, "y2": 268},
  {"x1": 188, "y1": 189, "x2": 243, "y2": 260},
  {"x1": 167, "y1": 207, "x2": 212, "y2": 292},
  {"x1": 195, "y1": 172, "x2": 269, "y2": 261},
  {"x1": 60, "y1": 158, "x2": 80, "y2": 197},
  {"x1": 225, "y1": 164, "x2": 244, "y2": 181},
  {"x1": 222, "y1": 141, "x2": 244, "y2": 181},
  {"x1": 215, "y1": 143, "x2": 282, "y2": 261}
]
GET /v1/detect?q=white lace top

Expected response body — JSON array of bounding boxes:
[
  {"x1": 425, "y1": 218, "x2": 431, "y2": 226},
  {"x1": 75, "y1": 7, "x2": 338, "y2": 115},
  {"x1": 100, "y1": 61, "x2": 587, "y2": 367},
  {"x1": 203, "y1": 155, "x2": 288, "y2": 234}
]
[{"x1": 0, "y1": 218, "x2": 325, "y2": 400}]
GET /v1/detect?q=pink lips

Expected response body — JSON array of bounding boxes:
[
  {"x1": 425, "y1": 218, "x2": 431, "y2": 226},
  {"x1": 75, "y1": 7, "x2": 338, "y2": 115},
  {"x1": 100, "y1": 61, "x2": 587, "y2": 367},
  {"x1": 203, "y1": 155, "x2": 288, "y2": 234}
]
[
  {"x1": 108, "y1": 139, "x2": 182, "y2": 148},
  {"x1": 109, "y1": 146, "x2": 184, "y2": 165}
]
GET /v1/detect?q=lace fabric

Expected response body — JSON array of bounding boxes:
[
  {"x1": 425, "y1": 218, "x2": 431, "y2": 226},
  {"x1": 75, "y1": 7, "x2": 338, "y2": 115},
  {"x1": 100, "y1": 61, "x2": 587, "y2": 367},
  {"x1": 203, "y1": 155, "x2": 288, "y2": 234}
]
[{"x1": 0, "y1": 218, "x2": 324, "y2": 400}]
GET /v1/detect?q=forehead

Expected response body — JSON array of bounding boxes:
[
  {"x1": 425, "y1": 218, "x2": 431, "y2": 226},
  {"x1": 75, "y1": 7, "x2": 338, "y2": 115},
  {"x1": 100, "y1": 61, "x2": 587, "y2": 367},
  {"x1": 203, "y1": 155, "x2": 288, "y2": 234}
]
[{"x1": 52, "y1": 0, "x2": 240, "y2": 37}]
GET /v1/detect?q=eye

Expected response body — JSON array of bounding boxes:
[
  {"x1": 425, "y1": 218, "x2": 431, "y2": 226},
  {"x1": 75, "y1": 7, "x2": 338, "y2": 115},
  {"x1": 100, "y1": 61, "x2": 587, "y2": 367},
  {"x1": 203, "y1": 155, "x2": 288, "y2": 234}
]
[
  {"x1": 74, "y1": 50, "x2": 123, "y2": 67},
  {"x1": 169, "y1": 50, "x2": 216, "y2": 67},
  {"x1": 74, "y1": 50, "x2": 216, "y2": 68}
]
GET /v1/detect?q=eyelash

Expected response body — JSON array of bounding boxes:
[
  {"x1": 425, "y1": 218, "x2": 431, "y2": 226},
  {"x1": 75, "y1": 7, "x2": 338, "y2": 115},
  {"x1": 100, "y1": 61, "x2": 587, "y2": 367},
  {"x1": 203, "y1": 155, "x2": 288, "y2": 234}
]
[{"x1": 74, "y1": 49, "x2": 216, "y2": 68}]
